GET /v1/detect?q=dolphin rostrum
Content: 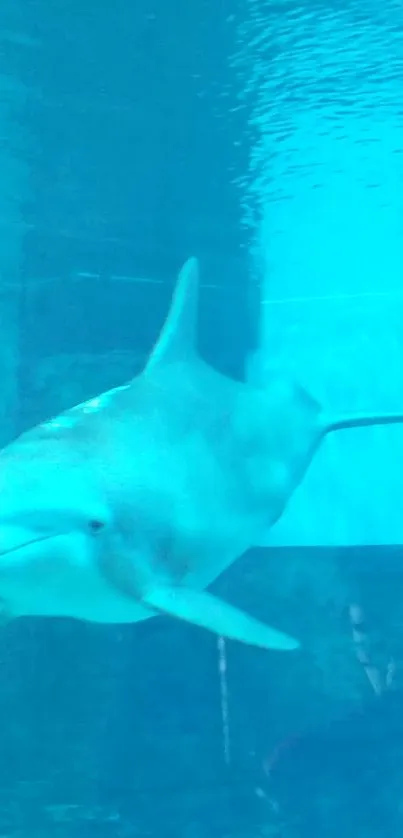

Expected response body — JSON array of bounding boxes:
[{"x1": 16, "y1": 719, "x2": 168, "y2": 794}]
[{"x1": 0, "y1": 257, "x2": 403, "y2": 651}]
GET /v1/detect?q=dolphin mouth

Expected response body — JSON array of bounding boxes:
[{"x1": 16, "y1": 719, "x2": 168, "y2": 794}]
[{"x1": 0, "y1": 530, "x2": 55, "y2": 559}]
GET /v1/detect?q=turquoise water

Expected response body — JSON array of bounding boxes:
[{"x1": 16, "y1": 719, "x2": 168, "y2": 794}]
[{"x1": 0, "y1": 1, "x2": 402, "y2": 836}]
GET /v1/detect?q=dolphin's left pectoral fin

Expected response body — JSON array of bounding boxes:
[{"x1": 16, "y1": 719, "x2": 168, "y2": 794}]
[{"x1": 142, "y1": 586, "x2": 299, "y2": 651}]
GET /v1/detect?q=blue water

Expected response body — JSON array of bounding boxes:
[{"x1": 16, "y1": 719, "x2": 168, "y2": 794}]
[{"x1": 0, "y1": 0, "x2": 402, "y2": 836}]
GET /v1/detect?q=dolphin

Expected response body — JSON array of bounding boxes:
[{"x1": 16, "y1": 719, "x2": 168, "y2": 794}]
[{"x1": 0, "y1": 257, "x2": 402, "y2": 651}]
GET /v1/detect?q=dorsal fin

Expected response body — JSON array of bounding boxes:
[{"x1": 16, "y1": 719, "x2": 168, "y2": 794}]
[{"x1": 146, "y1": 257, "x2": 199, "y2": 370}]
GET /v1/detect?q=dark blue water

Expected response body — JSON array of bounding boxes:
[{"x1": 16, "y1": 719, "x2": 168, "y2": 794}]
[{"x1": 0, "y1": 1, "x2": 402, "y2": 836}]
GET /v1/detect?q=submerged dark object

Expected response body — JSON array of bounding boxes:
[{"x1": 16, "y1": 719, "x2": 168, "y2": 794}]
[{"x1": 258, "y1": 597, "x2": 403, "y2": 832}]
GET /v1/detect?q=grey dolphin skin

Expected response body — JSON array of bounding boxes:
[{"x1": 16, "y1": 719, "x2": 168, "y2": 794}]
[{"x1": 0, "y1": 258, "x2": 402, "y2": 650}]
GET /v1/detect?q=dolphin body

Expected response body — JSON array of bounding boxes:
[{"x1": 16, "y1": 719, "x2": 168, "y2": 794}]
[{"x1": 0, "y1": 257, "x2": 403, "y2": 651}]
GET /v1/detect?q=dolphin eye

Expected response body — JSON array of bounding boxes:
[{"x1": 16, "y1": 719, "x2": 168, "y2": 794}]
[{"x1": 88, "y1": 519, "x2": 106, "y2": 533}]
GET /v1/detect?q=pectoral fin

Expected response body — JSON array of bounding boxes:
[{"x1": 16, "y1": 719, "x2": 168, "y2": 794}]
[{"x1": 142, "y1": 586, "x2": 299, "y2": 651}]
